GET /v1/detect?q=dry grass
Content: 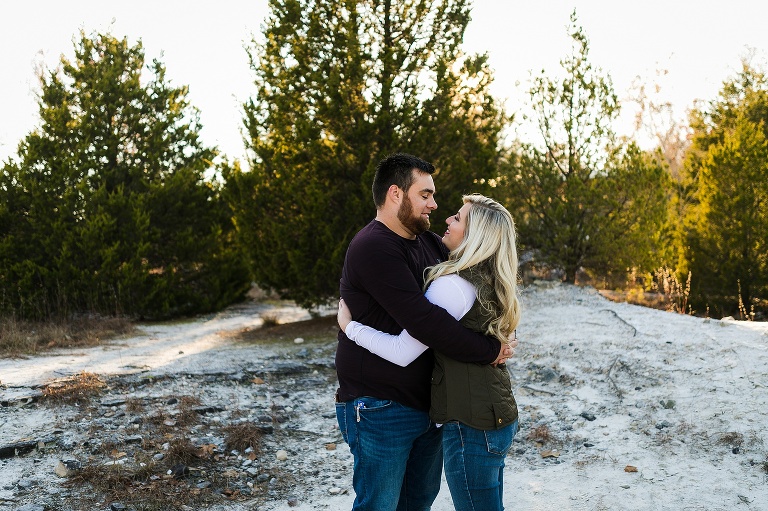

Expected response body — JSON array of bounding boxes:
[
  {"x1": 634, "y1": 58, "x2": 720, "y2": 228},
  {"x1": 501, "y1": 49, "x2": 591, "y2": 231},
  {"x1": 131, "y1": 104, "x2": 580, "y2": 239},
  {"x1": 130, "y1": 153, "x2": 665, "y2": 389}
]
[
  {"x1": 165, "y1": 437, "x2": 204, "y2": 465},
  {"x1": 41, "y1": 371, "x2": 106, "y2": 405},
  {"x1": 145, "y1": 395, "x2": 203, "y2": 433},
  {"x1": 260, "y1": 312, "x2": 281, "y2": 328},
  {"x1": 0, "y1": 315, "x2": 135, "y2": 357},
  {"x1": 125, "y1": 397, "x2": 145, "y2": 414},
  {"x1": 718, "y1": 432, "x2": 745, "y2": 447},
  {"x1": 526, "y1": 424, "x2": 554, "y2": 444},
  {"x1": 65, "y1": 430, "x2": 236, "y2": 509},
  {"x1": 223, "y1": 422, "x2": 264, "y2": 453},
  {"x1": 66, "y1": 457, "x2": 219, "y2": 511}
]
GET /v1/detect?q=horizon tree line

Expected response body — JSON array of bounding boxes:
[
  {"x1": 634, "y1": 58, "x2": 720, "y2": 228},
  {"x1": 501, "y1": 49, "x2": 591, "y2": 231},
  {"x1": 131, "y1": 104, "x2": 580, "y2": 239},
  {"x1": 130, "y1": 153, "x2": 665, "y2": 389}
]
[{"x1": 1, "y1": 2, "x2": 765, "y2": 321}]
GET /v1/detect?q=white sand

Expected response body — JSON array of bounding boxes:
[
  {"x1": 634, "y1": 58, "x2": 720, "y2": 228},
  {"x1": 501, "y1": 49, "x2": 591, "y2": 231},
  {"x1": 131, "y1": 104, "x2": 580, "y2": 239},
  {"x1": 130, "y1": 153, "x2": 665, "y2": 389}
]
[{"x1": 1, "y1": 282, "x2": 766, "y2": 511}]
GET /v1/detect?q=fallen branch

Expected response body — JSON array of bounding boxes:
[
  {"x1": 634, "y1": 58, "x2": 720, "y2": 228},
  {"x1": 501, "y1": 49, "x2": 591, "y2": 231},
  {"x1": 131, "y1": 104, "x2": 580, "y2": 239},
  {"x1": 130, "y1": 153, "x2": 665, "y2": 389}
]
[
  {"x1": 601, "y1": 309, "x2": 637, "y2": 337},
  {"x1": 521, "y1": 384, "x2": 557, "y2": 396},
  {"x1": 606, "y1": 356, "x2": 625, "y2": 401}
]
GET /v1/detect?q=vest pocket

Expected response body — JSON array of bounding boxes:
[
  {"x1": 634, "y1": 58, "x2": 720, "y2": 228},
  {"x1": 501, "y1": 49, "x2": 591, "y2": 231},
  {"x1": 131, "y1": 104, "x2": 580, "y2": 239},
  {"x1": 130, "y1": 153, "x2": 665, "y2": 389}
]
[{"x1": 431, "y1": 365, "x2": 444, "y2": 385}]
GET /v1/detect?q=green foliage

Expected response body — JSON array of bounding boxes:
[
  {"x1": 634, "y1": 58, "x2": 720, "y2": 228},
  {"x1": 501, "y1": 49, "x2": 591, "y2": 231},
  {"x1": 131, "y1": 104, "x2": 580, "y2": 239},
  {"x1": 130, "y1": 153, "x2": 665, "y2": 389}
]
[
  {"x1": 0, "y1": 31, "x2": 250, "y2": 320},
  {"x1": 229, "y1": 0, "x2": 507, "y2": 308},
  {"x1": 683, "y1": 63, "x2": 768, "y2": 316},
  {"x1": 503, "y1": 12, "x2": 669, "y2": 282}
]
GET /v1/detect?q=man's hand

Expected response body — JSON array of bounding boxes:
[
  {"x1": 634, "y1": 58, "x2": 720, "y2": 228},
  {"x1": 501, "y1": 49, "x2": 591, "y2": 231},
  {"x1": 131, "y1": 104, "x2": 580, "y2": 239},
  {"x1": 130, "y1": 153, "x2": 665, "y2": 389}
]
[
  {"x1": 492, "y1": 336, "x2": 518, "y2": 365},
  {"x1": 337, "y1": 298, "x2": 353, "y2": 332}
]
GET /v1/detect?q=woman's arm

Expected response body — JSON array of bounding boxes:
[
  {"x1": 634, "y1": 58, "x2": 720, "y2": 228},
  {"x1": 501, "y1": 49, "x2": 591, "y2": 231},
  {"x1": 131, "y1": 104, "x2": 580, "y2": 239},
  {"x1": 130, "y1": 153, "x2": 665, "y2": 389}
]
[{"x1": 338, "y1": 275, "x2": 476, "y2": 367}]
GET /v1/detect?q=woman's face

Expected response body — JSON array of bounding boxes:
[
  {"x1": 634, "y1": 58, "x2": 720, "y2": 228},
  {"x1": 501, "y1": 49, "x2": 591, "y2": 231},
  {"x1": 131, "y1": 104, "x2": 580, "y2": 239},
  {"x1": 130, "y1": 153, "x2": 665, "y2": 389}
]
[{"x1": 442, "y1": 203, "x2": 471, "y2": 251}]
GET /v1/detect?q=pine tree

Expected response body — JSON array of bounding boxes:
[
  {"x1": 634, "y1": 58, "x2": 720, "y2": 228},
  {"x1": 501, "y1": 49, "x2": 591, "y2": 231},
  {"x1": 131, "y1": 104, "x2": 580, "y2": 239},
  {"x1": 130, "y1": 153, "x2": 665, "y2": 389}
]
[
  {"x1": 683, "y1": 62, "x2": 768, "y2": 317},
  {"x1": 504, "y1": 12, "x2": 669, "y2": 283},
  {"x1": 227, "y1": 0, "x2": 507, "y2": 308},
  {"x1": 0, "y1": 31, "x2": 250, "y2": 319}
]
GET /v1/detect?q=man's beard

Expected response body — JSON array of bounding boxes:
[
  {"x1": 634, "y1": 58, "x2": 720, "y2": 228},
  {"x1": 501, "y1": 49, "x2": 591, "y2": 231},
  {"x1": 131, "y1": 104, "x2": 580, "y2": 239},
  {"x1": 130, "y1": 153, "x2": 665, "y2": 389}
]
[{"x1": 397, "y1": 194, "x2": 430, "y2": 235}]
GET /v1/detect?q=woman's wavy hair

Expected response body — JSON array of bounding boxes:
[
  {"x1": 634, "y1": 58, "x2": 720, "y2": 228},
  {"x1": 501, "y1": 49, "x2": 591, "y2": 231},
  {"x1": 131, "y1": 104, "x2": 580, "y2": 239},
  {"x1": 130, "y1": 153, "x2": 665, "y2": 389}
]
[{"x1": 425, "y1": 194, "x2": 521, "y2": 341}]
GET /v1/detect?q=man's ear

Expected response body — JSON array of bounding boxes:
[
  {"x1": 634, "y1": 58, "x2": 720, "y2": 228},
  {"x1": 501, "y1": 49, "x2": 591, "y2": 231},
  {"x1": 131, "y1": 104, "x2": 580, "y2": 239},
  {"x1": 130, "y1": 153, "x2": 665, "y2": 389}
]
[{"x1": 388, "y1": 184, "x2": 402, "y2": 204}]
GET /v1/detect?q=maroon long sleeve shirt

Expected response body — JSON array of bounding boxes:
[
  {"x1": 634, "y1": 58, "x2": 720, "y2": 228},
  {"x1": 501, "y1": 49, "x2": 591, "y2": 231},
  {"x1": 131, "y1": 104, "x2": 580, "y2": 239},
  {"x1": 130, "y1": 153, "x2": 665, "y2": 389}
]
[{"x1": 335, "y1": 220, "x2": 500, "y2": 411}]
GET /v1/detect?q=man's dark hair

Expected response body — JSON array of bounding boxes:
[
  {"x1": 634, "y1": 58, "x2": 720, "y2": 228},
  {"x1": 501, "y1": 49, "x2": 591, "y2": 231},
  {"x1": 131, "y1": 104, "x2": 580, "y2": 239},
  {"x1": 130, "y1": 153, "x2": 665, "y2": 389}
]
[{"x1": 372, "y1": 153, "x2": 435, "y2": 208}]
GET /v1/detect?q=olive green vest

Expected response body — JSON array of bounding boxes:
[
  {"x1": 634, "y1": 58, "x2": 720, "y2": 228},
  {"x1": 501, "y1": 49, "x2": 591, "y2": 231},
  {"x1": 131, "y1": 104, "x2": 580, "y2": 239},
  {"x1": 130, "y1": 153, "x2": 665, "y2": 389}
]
[{"x1": 429, "y1": 268, "x2": 518, "y2": 430}]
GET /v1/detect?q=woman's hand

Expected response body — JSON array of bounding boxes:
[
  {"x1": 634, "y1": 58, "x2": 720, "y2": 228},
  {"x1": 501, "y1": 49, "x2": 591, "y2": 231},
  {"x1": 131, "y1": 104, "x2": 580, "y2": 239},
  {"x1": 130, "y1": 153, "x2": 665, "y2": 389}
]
[{"x1": 337, "y1": 298, "x2": 353, "y2": 332}]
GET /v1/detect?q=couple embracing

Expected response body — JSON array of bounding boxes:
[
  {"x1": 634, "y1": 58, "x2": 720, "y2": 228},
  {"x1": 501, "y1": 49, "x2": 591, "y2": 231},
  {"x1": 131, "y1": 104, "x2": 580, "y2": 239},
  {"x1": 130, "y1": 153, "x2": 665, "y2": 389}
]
[{"x1": 335, "y1": 153, "x2": 521, "y2": 511}]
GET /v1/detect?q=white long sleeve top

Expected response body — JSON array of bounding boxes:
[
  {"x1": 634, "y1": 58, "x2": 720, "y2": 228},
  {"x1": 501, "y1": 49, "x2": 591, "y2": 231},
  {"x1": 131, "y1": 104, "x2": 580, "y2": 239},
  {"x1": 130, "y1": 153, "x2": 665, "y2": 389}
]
[{"x1": 344, "y1": 274, "x2": 477, "y2": 367}]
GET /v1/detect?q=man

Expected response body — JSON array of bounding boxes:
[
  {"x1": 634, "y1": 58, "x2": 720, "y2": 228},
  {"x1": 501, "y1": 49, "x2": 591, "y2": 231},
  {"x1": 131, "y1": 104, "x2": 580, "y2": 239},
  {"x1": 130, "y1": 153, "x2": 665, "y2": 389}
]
[{"x1": 335, "y1": 153, "x2": 510, "y2": 511}]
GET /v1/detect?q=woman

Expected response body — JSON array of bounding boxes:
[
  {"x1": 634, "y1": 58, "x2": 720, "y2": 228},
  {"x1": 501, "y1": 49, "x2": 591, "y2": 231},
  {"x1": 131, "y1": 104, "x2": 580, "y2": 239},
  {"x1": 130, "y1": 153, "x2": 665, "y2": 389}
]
[{"x1": 337, "y1": 193, "x2": 521, "y2": 511}]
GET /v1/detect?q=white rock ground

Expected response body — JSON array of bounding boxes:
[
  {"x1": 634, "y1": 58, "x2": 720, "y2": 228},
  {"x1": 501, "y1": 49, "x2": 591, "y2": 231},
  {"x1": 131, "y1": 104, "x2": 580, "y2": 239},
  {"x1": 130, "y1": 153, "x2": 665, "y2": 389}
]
[{"x1": 1, "y1": 282, "x2": 767, "y2": 511}]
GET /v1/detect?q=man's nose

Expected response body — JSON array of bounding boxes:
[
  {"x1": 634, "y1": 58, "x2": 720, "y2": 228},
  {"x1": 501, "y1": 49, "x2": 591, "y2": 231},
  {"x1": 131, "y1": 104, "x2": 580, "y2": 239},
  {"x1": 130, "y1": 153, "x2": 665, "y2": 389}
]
[{"x1": 428, "y1": 197, "x2": 437, "y2": 210}]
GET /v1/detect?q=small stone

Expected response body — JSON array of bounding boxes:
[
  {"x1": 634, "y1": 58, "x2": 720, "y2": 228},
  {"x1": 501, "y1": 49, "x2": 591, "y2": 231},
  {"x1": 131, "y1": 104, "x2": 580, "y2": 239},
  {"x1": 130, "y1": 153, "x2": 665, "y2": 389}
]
[
  {"x1": 55, "y1": 459, "x2": 82, "y2": 477},
  {"x1": 0, "y1": 440, "x2": 37, "y2": 459},
  {"x1": 540, "y1": 368, "x2": 559, "y2": 381},
  {"x1": 110, "y1": 503, "x2": 127, "y2": 511},
  {"x1": 580, "y1": 412, "x2": 596, "y2": 421},
  {"x1": 329, "y1": 487, "x2": 342, "y2": 495},
  {"x1": 17, "y1": 478, "x2": 35, "y2": 490},
  {"x1": 101, "y1": 398, "x2": 126, "y2": 407},
  {"x1": 732, "y1": 447, "x2": 740, "y2": 454},
  {"x1": 168, "y1": 464, "x2": 189, "y2": 478},
  {"x1": 660, "y1": 399, "x2": 676, "y2": 409},
  {"x1": 294, "y1": 337, "x2": 304, "y2": 344},
  {"x1": 196, "y1": 481, "x2": 212, "y2": 489},
  {"x1": 192, "y1": 405, "x2": 225, "y2": 415},
  {"x1": 276, "y1": 449, "x2": 288, "y2": 461},
  {"x1": 257, "y1": 473, "x2": 270, "y2": 483},
  {"x1": 287, "y1": 497, "x2": 299, "y2": 506},
  {"x1": 325, "y1": 443, "x2": 337, "y2": 451}
]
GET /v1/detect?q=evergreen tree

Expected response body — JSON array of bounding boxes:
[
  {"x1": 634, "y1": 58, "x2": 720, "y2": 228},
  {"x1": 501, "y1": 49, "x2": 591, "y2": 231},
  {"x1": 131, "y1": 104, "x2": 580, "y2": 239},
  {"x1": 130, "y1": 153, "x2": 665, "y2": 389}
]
[
  {"x1": 0, "y1": 31, "x2": 250, "y2": 319},
  {"x1": 226, "y1": 0, "x2": 507, "y2": 308},
  {"x1": 683, "y1": 62, "x2": 768, "y2": 317},
  {"x1": 504, "y1": 12, "x2": 669, "y2": 283}
]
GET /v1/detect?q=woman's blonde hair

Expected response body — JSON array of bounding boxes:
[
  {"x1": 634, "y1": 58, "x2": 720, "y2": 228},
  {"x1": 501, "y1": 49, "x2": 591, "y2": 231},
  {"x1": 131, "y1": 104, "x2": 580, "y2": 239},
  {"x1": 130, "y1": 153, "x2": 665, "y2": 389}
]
[{"x1": 425, "y1": 194, "x2": 521, "y2": 341}]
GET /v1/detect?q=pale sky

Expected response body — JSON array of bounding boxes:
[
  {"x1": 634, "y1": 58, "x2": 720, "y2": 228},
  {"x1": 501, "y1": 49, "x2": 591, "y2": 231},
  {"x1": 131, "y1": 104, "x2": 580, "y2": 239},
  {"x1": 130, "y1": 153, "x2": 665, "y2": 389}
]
[{"x1": 2, "y1": 1, "x2": 768, "y2": 164}]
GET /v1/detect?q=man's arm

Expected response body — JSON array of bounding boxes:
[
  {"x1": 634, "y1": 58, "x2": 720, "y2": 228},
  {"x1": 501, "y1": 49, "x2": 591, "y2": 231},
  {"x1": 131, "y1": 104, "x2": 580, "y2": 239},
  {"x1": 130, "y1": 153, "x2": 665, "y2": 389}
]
[
  {"x1": 342, "y1": 276, "x2": 475, "y2": 366},
  {"x1": 349, "y1": 236, "x2": 501, "y2": 364}
]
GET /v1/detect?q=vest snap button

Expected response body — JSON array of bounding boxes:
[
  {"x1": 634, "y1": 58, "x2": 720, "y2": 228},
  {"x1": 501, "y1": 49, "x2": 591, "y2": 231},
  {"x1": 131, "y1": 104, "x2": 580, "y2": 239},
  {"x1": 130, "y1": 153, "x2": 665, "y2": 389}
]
[{"x1": 498, "y1": 418, "x2": 502, "y2": 424}]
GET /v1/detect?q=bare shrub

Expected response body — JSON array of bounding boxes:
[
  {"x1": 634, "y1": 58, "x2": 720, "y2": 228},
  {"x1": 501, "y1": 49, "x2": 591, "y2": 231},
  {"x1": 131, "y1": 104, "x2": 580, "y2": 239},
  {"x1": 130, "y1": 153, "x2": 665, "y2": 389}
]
[{"x1": 260, "y1": 312, "x2": 280, "y2": 328}]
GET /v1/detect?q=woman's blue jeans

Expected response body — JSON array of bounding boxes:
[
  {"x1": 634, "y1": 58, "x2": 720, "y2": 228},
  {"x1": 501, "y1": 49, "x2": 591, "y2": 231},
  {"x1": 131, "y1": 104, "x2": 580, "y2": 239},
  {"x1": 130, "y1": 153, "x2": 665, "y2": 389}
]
[
  {"x1": 336, "y1": 396, "x2": 443, "y2": 511},
  {"x1": 441, "y1": 420, "x2": 519, "y2": 511}
]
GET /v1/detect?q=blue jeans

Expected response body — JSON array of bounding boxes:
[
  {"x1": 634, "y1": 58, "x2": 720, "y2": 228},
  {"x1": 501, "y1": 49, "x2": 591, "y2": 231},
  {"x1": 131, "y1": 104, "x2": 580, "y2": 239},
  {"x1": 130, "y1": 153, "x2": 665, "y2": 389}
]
[
  {"x1": 336, "y1": 396, "x2": 443, "y2": 511},
  {"x1": 441, "y1": 420, "x2": 519, "y2": 511}
]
